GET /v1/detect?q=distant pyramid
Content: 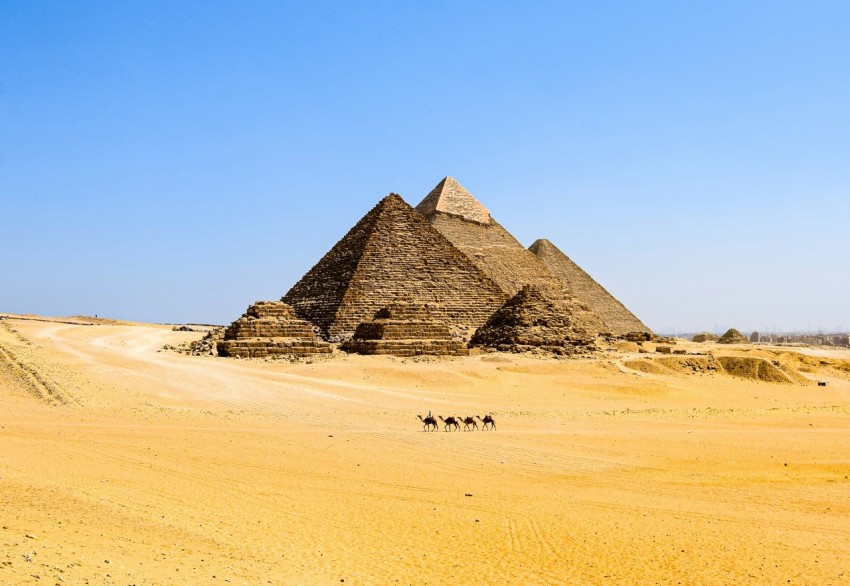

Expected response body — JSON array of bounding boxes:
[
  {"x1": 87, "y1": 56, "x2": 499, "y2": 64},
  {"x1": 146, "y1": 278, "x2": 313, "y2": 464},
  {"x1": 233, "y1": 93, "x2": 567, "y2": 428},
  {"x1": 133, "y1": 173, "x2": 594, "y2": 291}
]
[
  {"x1": 528, "y1": 238, "x2": 651, "y2": 336},
  {"x1": 717, "y1": 328, "x2": 750, "y2": 344},
  {"x1": 283, "y1": 194, "x2": 507, "y2": 340},
  {"x1": 470, "y1": 285, "x2": 598, "y2": 355},
  {"x1": 415, "y1": 177, "x2": 564, "y2": 298}
]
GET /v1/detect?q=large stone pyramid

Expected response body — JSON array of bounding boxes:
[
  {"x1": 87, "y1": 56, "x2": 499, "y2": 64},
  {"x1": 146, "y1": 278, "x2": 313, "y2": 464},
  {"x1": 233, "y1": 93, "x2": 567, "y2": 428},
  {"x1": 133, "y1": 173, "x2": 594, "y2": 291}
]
[
  {"x1": 414, "y1": 177, "x2": 564, "y2": 298},
  {"x1": 282, "y1": 194, "x2": 508, "y2": 340},
  {"x1": 528, "y1": 238, "x2": 650, "y2": 336}
]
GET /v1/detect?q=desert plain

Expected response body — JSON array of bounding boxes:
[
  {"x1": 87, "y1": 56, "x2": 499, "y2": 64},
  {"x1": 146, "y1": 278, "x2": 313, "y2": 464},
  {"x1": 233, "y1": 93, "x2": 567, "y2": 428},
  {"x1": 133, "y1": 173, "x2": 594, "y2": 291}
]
[{"x1": 1, "y1": 314, "x2": 848, "y2": 585}]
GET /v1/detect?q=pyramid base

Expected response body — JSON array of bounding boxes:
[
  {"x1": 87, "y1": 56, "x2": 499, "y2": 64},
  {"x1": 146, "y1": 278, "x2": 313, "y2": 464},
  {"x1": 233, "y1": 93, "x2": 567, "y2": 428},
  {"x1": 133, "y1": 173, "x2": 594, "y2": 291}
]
[
  {"x1": 218, "y1": 337, "x2": 332, "y2": 359},
  {"x1": 341, "y1": 339, "x2": 468, "y2": 357}
]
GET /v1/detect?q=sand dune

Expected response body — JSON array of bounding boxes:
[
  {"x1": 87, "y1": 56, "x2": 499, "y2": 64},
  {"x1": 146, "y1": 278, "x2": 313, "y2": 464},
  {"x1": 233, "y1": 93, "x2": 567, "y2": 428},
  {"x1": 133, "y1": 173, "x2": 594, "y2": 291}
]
[{"x1": 1, "y1": 315, "x2": 848, "y2": 584}]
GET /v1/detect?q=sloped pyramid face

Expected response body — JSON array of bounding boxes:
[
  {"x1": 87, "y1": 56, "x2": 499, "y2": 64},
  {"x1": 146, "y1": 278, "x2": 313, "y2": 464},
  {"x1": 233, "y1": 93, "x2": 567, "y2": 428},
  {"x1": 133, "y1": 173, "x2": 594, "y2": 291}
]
[
  {"x1": 415, "y1": 177, "x2": 564, "y2": 298},
  {"x1": 470, "y1": 285, "x2": 598, "y2": 354},
  {"x1": 528, "y1": 239, "x2": 651, "y2": 336},
  {"x1": 283, "y1": 194, "x2": 508, "y2": 339}
]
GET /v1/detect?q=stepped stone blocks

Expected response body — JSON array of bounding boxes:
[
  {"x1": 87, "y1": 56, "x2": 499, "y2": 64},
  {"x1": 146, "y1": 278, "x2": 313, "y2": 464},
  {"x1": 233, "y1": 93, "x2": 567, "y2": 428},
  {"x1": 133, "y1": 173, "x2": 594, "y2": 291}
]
[
  {"x1": 528, "y1": 238, "x2": 651, "y2": 337},
  {"x1": 283, "y1": 194, "x2": 508, "y2": 340},
  {"x1": 470, "y1": 285, "x2": 599, "y2": 355},
  {"x1": 415, "y1": 177, "x2": 566, "y2": 299},
  {"x1": 217, "y1": 301, "x2": 331, "y2": 358},
  {"x1": 341, "y1": 302, "x2": 468, "y2": 357}
]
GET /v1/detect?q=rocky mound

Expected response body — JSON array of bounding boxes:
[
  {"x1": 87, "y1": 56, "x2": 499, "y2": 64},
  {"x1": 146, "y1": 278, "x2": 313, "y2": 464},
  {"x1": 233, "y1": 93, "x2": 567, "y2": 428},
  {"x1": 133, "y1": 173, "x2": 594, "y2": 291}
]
[
  {"x1": 692, "y1": 332, "x2": 719, "y2": 343},
  {"x1": 341, "y1": 302, "x2": 468, "y2": 357},
  {"x1": 218, "y1": 301, "x2": 331, "y2": 358},
  {"x1": 716, "y1": 357, "x2": 791, "y2": 383},
  {"x1": 470, "y1": 285, "x2": 598, "y2": 355},
  {"x1": 718, "y1": 328, "x2": 750, "y2": 344}
]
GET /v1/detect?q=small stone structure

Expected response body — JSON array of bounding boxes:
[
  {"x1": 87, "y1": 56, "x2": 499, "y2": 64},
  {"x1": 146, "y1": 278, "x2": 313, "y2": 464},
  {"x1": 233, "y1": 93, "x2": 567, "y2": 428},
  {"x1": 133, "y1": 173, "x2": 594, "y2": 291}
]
[
  {"x1": 692, "y1": 332, "x2": 719, "y2": 343},
  {"x1": 718, "y1": 328, "x2": 750, "y2": 345},
  {"x1": 470, "y1": 285, "x2": 598, "y2": 355},
  {"x1": 341, "y1": 301, "x2": 468, "y2": 357},
  {"x1": 218, "y1": 301, "x2": 331, "y2": 358}
]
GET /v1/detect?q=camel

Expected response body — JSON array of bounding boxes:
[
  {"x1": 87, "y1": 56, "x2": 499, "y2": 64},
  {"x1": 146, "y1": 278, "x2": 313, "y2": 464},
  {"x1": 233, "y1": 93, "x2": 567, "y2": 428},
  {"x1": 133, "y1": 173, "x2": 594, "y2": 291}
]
[
  {"x1": 460, "y1": 416, "x2": 478, "y2": 431},
  {"x1": 476, "y1": 415, "x2": 496, "y2": 430},
  {"x1": 438, "y1": 416, "x2": 460, "y2": 432},
  {"x1": 417, "y1": 414, "x2": 438, "y2": 432}
]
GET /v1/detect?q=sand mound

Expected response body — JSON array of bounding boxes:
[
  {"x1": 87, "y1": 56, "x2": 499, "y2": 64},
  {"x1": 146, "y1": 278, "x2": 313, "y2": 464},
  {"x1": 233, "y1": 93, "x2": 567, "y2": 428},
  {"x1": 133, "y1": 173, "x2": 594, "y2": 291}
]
[
  {"x1": 716, "y1": 356, "x2": 791, "y2": 383},
  {"x1": 614, "y1": 341, "x2": 640, "y2": 353},
  {"x1": 658, "y1": 356, "x2": 719, "y2": 374},
  {"x1": 692, "y1": 332, "x2": 718, "y2": 343},
  {"x1": 623, "y1": 359, "x2": 670, "y2": 374}
]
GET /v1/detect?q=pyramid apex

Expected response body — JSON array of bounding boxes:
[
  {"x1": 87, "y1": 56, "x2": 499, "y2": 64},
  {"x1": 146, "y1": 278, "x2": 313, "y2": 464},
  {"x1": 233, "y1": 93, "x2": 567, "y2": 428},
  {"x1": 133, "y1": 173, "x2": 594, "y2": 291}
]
[
  {"x1": 415, "y1": 176, "x2": 491, "y2": 225},
  {"x1": 530, "y1": 238, "x2": 553, "y2": 249},
  {"x1": 380, "y1": 192, "x2": 407, "y2": 204}
]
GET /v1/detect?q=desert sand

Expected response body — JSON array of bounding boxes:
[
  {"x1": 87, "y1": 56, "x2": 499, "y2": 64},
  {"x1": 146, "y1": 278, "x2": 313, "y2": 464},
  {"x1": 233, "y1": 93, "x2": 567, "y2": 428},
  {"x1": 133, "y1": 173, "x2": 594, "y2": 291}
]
[{"x1": 1, "y1": 315, "x2": 848, "y2": 585}]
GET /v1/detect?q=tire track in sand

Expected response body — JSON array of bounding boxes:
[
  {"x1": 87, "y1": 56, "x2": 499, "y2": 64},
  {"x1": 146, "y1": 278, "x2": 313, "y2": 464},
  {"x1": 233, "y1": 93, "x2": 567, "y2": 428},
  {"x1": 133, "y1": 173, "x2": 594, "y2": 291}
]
[{"x1": 0, "y1": 323, "x2": 73, "y2": 405}]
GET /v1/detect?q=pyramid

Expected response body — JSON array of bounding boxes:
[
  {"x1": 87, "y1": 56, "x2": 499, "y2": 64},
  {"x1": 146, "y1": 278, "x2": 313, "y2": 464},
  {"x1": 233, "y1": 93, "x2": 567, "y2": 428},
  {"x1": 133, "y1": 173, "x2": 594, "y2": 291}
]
[
  {"x1": 341, "y1": 301, "x2": 468, "y2": 356},
  {"x1": 528, "y1": 239, "x2": 651, "y2": 336},
  {"x1": 470, "y1": 285, "x2": 598, "y2": 355},
  {"x1": 717, "y1": 328, "x2": 750, "y2": 344},
  {"x1": 415, "y1": 177, "x2": 565, "y2": 298},
  {"x1": 218, "y1": 301, "x2": 331, "y2": 358},
  {"x1": 282, "y1": 194, "x2": 508, "y2": 340}
]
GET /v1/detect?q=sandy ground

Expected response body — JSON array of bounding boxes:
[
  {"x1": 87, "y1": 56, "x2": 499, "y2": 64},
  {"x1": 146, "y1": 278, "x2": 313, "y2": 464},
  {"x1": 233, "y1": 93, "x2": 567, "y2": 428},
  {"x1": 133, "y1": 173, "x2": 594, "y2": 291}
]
[{"x1": 1, "y1": 315, "x2": 848, "y2": 585}]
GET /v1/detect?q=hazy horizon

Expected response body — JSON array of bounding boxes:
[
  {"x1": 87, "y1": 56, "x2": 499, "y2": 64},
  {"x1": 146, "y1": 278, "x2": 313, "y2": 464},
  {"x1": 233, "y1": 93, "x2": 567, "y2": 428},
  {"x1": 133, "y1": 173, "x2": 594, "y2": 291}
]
[{"x1": 2, "y1": 2, "x2": 848, "y2": 332}]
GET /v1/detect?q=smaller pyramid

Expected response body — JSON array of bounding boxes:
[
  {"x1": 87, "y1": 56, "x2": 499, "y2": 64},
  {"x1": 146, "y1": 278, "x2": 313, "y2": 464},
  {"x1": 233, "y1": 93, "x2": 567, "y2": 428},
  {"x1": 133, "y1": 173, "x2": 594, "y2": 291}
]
[
  {"x1": 692, "y1": 332, "x2": 719, "y2": 343},
  {"x1": 415, "y1": 176, "x2": 492, "y2": 225},
  {"x1": 529, "y1": 239, "x2": 651, "y2": 337},
  {"x1": 218, "y1": 301, "x2": 331, "y2": 358},
  {"x1": 341, "y1": 301, "x2": 468, "y2": 357},
  {"x1": 717, "y1": 328, "x2": 750, "y2": 345},
  {"x1": 470, "y1": 285, "x2": 598, "y2": 355}
]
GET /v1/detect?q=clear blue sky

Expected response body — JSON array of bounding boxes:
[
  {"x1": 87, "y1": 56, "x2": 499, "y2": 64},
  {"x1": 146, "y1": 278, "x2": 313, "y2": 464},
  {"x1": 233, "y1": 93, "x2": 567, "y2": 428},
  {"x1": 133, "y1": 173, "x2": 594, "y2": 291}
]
[{"x1": 2, "y1": 1, "x2": 848, "y2": 333}]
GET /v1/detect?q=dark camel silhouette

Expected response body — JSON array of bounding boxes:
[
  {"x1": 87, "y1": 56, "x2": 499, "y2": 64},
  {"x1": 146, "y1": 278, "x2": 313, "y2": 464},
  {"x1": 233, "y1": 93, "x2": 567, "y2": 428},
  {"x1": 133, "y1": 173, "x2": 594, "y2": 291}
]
[
  {"x1": 438, "y1": 416, "x2": 460, "y2": 432},
  {"x1": 417, "y1": 415, "x2": 438, "y2": 432},
  {"x1": 460, "y1": 416, "x2": 478, "y2": 431},
  {"x1": 476, "y1": 415, "x2": 496, "y2": 430}
]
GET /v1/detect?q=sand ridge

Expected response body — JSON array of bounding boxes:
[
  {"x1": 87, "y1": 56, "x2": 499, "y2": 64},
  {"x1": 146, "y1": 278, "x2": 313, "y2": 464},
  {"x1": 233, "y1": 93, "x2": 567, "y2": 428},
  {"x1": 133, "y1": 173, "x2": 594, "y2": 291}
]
[{"x1": 1, "y1": 315, "x2": 849, "y2": 584}]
